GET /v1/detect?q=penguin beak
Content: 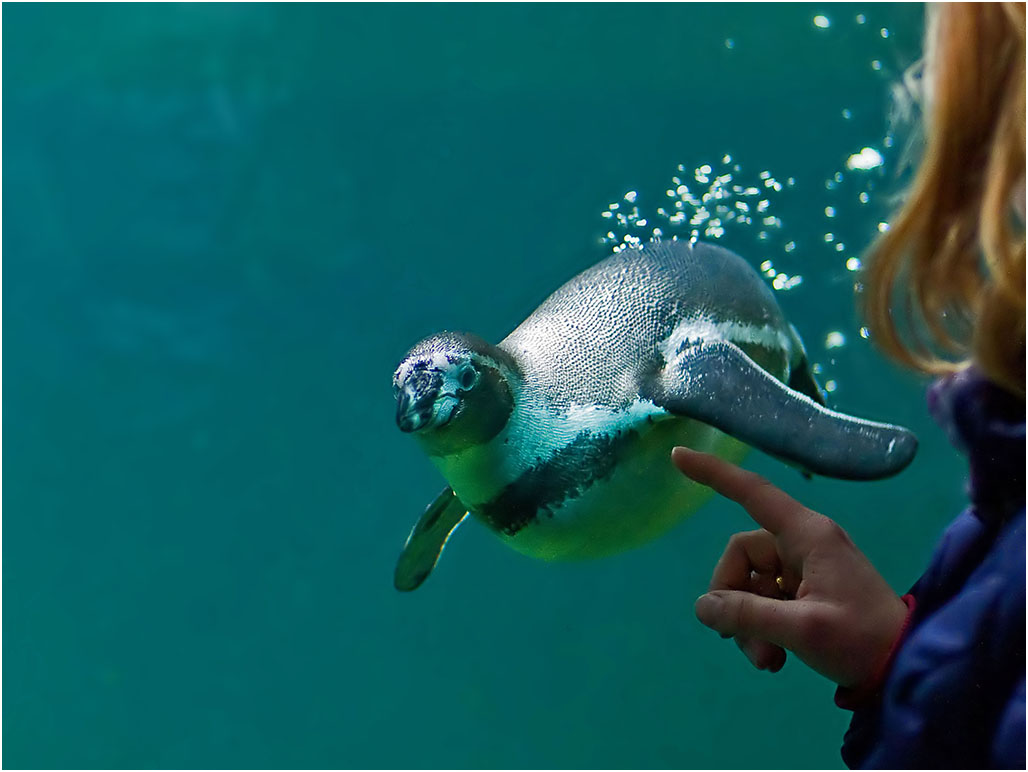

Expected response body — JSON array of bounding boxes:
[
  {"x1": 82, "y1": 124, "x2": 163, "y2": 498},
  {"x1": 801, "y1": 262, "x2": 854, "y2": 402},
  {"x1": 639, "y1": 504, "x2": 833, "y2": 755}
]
[{"x1": 396, "y1": 383, "x2": 441, "y2": 433}]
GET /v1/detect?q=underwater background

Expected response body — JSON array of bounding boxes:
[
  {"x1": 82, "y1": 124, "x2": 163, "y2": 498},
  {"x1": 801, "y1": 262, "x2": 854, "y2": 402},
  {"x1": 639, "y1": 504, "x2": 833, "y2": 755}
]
[{"x1": 4, "y1": 3, "x2": 966, "y2": 769}]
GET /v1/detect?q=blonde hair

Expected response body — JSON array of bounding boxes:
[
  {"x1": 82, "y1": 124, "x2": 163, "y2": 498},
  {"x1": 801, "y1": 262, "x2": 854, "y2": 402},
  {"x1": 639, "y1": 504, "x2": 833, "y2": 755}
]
[{"x1": 864, "y1": 2, "x2": 1026, "y2": 396}]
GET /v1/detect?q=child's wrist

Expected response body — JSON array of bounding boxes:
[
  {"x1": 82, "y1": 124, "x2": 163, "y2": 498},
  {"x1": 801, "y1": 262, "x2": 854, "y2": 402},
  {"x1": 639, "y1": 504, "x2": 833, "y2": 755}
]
[{"x1": 834, "y1": 593, "x2": 917, "y2": 711}]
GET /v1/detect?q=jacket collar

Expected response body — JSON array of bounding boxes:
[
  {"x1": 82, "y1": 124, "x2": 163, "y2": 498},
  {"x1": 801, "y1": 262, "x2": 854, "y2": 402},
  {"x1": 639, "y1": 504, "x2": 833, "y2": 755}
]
[{"x1": 928, "y1": 367, "x2": 1026, "y2": 526}]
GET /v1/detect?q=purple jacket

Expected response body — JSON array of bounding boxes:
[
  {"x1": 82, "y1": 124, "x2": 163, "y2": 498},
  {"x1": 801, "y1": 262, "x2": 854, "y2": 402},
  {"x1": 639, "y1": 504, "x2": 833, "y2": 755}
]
[{"x1": 841, "y1": 368, "x2": 1026, "y2": 768}]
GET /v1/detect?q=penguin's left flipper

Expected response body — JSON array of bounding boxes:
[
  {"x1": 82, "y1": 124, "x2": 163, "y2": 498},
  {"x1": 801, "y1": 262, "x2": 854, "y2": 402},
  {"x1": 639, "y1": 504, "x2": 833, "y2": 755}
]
[
  {"x1": 394, "y1": 487, "x2": 469, "y2": 592},
  {"x1": 642, "y1": 341, "x2": 918, "y2": 481}
]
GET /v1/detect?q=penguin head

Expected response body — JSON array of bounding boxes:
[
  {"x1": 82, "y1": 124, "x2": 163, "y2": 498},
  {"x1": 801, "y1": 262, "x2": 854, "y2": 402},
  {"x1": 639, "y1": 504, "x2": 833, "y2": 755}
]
[{"x1": 393, "y1": 332, "x2": 518, "y2": 456}]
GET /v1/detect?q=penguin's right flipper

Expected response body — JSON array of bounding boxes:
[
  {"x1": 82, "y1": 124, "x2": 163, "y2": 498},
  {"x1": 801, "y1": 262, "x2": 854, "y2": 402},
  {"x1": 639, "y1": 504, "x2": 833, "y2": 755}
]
[
  {"x1": 642, "y1": 341, "x2": 917, "y2": 480},
  {"x1": 394, "y1": 487, "x2": 469, "y2": 592},
  {"x1": 785, "y1": 323, "x2": 827, "y2": 407}
]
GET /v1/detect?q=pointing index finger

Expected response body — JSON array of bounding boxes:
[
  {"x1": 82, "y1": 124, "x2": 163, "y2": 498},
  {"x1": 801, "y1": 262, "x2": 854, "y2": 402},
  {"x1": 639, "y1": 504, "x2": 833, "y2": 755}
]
[{"x1": 671, "y1": 446, "x2": 810, "y2": 536}]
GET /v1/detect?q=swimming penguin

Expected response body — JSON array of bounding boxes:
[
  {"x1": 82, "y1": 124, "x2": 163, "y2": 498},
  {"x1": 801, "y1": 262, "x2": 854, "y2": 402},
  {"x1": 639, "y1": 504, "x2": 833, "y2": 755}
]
[{"x1": 392, "y1": 240, "x2": 917, "y2": 591}]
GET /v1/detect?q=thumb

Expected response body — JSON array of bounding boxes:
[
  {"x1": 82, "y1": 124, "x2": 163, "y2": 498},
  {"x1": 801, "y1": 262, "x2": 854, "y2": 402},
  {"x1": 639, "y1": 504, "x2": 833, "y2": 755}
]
[{"x1": 695, "y1": 590, "x2": 810, "y2": 651}]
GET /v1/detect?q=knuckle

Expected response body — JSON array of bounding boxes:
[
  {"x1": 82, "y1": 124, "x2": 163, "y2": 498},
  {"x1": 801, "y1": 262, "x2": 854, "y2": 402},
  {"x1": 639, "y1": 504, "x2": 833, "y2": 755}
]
[
  {"x1": 720, "y1": 594, "x2": 742, "y2": 632},
  {"x1": 726, "y1": 532, "x2": 748, "y2": 550},
  {"x1": 809, "y1": 515, "x2": 852, "y2": 546},
  {"x1": 733, "y1": 594, "x2": 755, "y2": 631}
]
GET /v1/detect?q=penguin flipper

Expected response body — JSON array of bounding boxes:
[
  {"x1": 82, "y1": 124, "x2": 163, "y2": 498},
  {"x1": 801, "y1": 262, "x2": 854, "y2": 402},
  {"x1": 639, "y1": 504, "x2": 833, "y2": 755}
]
[
  {"x1": 642, "y1": 341, "x2": 917, "y2": 480},
  {"x1": 394, "y1": 487, "x2": 469, "y2": 592},
  {"x1": 785, "y1": 323, "x2": 827, "y2": 407}
]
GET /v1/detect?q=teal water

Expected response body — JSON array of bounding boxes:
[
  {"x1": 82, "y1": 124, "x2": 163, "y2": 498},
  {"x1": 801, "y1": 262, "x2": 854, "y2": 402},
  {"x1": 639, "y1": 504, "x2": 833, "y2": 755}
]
[{"x1": 4, "y1": 3, "x2": 967, "y2": 769}]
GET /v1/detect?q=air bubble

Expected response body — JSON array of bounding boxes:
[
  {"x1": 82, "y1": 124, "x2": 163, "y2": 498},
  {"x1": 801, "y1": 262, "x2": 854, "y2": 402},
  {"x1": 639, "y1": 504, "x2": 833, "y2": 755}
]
[
  {"x1": 813, "y1": 15, "x2": 830, "y2": 28},
  {"x1": 846, "y1": 147, "x2": 884, "y2": 170},
  {"x1": 772, "y1": 273, "x2": 803, "y2": 291},
  {"x1": 846, "y1": 257, "x2": 862, "y2": 271},
  {"x1": 825, "y1": 331, "x2": 846, "y2": 349}
]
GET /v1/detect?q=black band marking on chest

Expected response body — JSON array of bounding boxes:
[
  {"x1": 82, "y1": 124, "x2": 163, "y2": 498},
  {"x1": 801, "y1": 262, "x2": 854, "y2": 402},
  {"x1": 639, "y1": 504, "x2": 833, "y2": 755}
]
[{"x1": 475, "y1": 428, "x2": 639, "y2": 536}]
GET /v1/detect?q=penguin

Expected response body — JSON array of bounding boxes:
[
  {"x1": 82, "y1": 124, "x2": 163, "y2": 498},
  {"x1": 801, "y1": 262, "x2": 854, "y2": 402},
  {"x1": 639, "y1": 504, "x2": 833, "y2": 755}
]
[{"x1": 392, "y1": 240, "x2": 917, "y2": 591}]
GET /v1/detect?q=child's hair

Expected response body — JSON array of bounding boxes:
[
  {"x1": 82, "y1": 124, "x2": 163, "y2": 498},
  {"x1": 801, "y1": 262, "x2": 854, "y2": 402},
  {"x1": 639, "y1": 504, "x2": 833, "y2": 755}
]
[{"x1": 864, "y1": 2, "x2": 1026, "y2": 396}]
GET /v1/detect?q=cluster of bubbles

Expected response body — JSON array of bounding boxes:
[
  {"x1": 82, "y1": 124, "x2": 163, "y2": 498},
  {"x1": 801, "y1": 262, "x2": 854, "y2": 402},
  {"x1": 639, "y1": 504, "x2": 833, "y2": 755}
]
[
  {"x1": 809, "y1": 10, "x2": 917, "y2": 390},
  {"x1": 600, "y1": 156, "x2": 804, "y2": 291},
  {"x1": 813, "y1": 139, "x2": 893, "y2": 390},
  {"x1": 597, "y1": 9, "x2": 914, "y2": 394},
  {"x1": 814, "y1": 9, "x2": 912, "y2": 294},
  {"x1": 813, "y1": 12, "x2": 894, "y2": 74}
]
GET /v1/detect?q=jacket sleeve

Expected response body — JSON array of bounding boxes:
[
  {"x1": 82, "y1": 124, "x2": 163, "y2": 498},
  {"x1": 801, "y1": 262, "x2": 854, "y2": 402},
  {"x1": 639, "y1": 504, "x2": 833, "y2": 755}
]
[
  {"x1": 841, "y1": 512, "x2": 1025, "y2": 769},
  {"x1": 993, "y1": 677, "x2": 1026, "y2": 768}
]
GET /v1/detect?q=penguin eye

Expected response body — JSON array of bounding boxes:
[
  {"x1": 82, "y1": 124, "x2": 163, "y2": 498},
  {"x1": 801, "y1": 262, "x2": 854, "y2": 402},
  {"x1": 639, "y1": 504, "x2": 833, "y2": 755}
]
[{"x1": 457, "y1": 365, "x2": 478, "y2": 391}]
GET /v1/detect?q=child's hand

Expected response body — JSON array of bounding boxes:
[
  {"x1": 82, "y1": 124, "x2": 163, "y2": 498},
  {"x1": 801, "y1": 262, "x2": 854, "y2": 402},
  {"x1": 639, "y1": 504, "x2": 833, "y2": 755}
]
[{"x1": 671, "y1": 446, "x2": 908, "y2": 689}]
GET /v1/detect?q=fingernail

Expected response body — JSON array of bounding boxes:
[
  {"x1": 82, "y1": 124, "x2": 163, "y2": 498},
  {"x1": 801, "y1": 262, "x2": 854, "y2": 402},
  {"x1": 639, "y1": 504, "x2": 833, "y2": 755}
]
[
  {"x1": 694, "y1": 593, "x2": 724, "y2": 627},
  {"x1": 671, "y1": 446, "x2": 696, "y2": 467}
]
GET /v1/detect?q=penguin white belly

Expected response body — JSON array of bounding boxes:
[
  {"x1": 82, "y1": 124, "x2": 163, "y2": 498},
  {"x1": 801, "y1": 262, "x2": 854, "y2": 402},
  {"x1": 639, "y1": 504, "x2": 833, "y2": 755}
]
[{"x1": 498, "y1": 418, "x2": 748, "y2": 561}]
